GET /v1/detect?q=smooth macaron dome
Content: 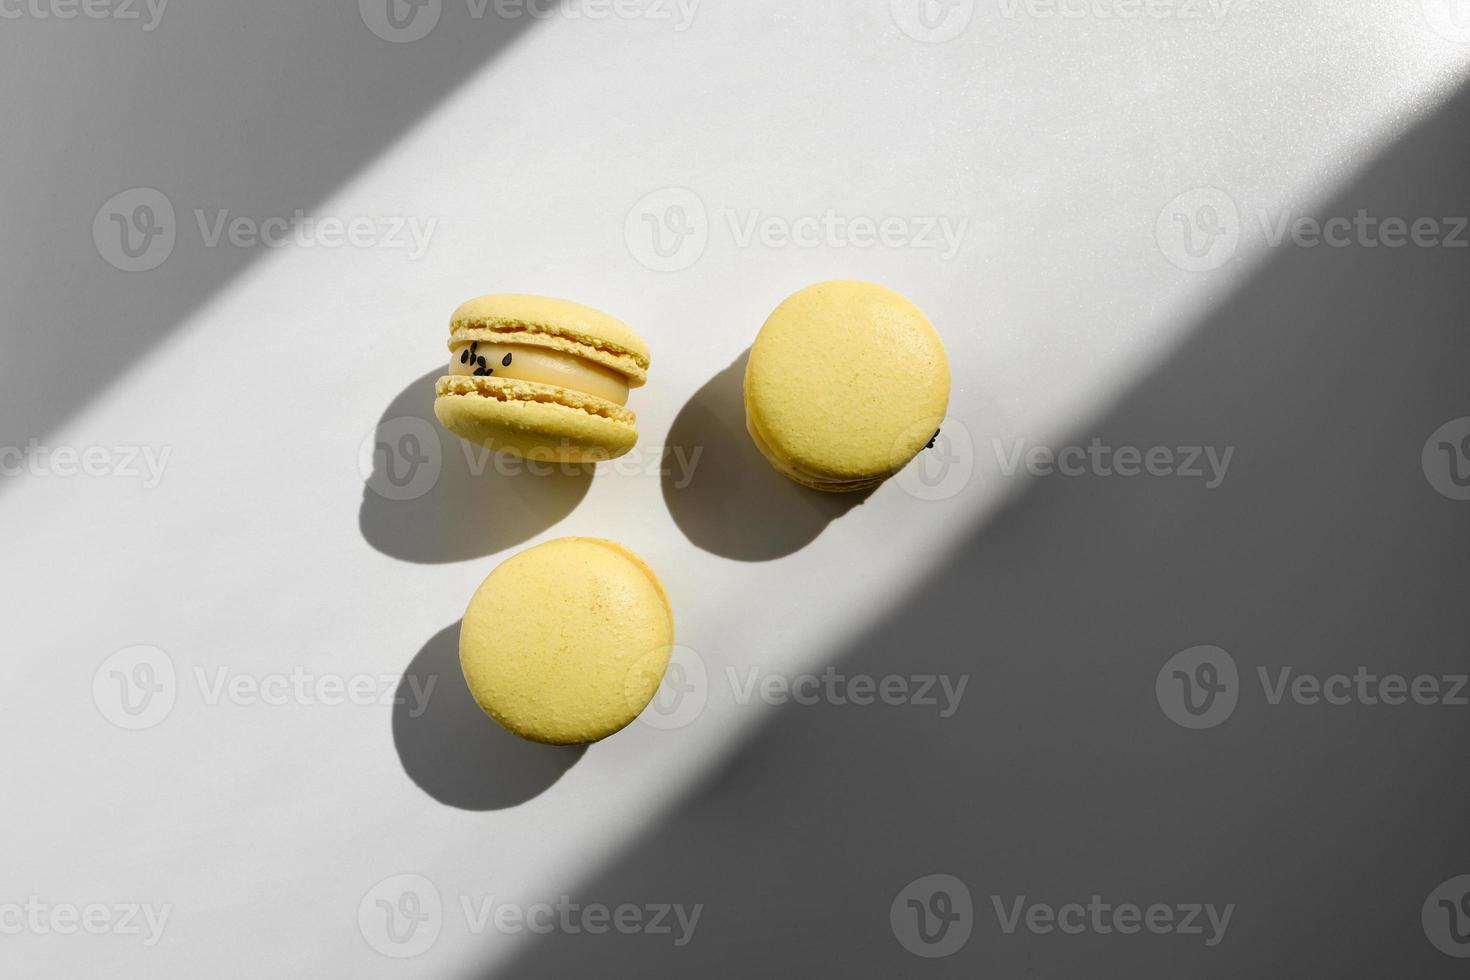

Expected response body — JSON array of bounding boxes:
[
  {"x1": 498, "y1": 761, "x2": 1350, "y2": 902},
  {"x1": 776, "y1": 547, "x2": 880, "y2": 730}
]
[
  {"x1": 459, "y1": 538, "x2": 674, "y2": 745},
  {"x1": 744, "y1": 281, "x2": 950, "y2": 492},
  {"x1": 435, "y1": 294, "x2": 650, "y2": 462}
]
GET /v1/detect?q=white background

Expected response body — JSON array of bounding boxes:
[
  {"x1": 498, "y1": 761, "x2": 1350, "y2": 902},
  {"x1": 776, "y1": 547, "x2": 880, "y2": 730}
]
[{"x1": 2, "y1": 1, "x2": 1469, "y2": 976}]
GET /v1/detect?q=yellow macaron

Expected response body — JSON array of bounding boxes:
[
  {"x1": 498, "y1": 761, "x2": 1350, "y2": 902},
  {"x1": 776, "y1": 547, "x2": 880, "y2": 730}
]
[
  {"x1": 459, "y1": 538, "x2": 674, "y2": 745},
  {"x1": 744, "y1": 281, "x2": 951, "y2": 492},
  {"x1": 434, "y1": 294, "x2": 650, "y2": 463}
]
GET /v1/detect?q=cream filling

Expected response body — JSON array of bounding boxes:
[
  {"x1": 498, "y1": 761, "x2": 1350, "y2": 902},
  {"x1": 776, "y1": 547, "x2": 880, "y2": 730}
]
[{"x1": 450, "y1": 342, "x2": 630, "y2": 407}]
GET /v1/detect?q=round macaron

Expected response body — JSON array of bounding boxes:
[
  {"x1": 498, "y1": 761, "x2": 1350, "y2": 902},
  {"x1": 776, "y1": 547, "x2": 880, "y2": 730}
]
[
  {"x1": 459, "y1": 537, "x2": 673, "y2": 745},
  {"x1": 744, "y1": 281, "x2": 951, "y2": 492},
  {"x1": 435, "y1": 294, "x2": 650, "y2": 463}
]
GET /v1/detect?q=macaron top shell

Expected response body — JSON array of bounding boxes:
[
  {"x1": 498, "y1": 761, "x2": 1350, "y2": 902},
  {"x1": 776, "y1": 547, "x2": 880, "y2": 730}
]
[
  {"x1": 460, "y1": 538, "x2": 673, "y2": 745},
  {"x1": 450, "y1": 294, "x2": 650, "y2": 387},
  {"x1": 745, "y1": 281, "x2": 950, "y2": 488}
]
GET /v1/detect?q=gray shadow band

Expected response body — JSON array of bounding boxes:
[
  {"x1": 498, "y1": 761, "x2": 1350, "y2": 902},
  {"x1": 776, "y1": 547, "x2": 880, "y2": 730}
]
[{"x1": 0, "y1": 3, "x2": 540, "y2": 466}]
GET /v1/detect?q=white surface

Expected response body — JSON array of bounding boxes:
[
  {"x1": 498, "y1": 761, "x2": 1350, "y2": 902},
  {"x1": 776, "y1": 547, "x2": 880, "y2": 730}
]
[{"x1": 2, "y1": 2, "x2": 1467, "y2": 976}]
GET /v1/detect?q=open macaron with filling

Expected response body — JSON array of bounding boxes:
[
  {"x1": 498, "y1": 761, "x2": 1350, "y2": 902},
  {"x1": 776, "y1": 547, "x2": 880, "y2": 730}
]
[{"x1": 434, "y1": 294, "x2": 650, "y2": 462}]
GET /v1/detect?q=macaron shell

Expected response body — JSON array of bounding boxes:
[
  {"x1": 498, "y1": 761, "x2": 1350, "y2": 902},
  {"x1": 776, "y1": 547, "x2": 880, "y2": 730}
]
[
  {"x1": 450, "y1": 294, "x2": 650, "y2": 385},
  {"x1": 434, "y1": 375, "x2": 638, "y2": 463},
  {"x1": 460, "y1": 538, "x2": 674, "y2": 745},
  {"x1": 745, "y1": 411, "x2": 886, "y2": 493},
  {"x1": 744, "y1": 280, "x2": 950, "y2": 488}
]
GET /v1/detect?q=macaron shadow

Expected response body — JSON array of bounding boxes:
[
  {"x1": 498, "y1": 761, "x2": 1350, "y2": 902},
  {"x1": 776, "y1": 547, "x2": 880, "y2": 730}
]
[
  {"x1": 359, "y1": 368, "x2": 593, "y2": 565},
  {"x1": 393, "y1": 622, "x2": 586, "y2": 811},
  {"x1": 662, "y1": 352, "x2": 871, "y2": 562}
]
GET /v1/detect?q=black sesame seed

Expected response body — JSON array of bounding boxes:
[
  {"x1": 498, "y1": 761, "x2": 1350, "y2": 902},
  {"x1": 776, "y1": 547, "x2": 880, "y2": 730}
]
[
  {"x1": 502, "y1": 353, "x2": 513, "y2": 367},
  {"x1": 460, "y1": 349, "x2": 469, "y2": 364},
  {"x1": 477, "y1": 356, "x2": 487, "y2": 369}
]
